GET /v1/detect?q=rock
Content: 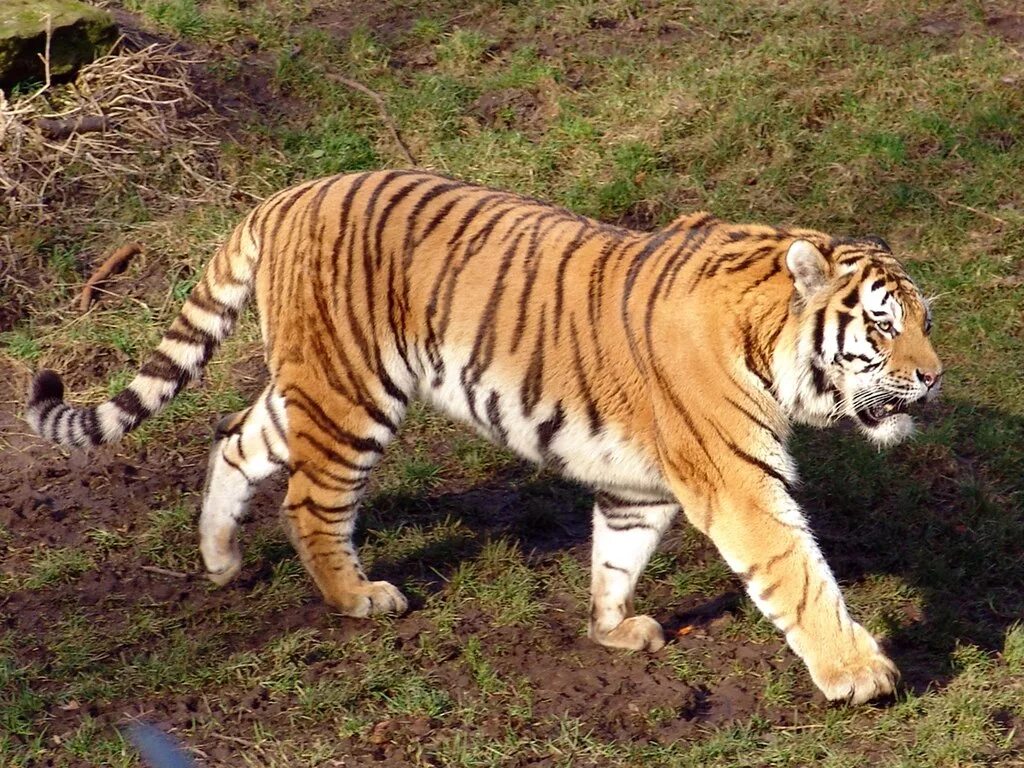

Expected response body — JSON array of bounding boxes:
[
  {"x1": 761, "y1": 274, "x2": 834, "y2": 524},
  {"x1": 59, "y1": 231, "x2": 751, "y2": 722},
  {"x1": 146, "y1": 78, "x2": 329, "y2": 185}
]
[{"x1": 0, "y1": 0, "x2": 118, "y2": 90}]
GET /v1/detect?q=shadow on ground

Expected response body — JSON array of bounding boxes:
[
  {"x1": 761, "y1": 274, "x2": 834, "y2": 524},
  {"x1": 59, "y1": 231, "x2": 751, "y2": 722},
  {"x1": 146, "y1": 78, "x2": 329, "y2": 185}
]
[{"x1": 2, "y1": 383, "x2": 1021, "y2": 758}]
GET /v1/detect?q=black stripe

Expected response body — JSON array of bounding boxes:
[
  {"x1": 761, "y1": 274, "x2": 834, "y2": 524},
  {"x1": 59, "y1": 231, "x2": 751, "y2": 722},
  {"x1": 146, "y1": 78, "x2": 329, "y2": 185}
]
[
  {"x1": 55, "y1": 407, "x2": 73, "y2": 443},
  {"x1": 661, "y1": 221, "x2": 716, "y2": 297},
  {"x1": 835, "y1": 311, "x2": 852, "y2": 353},
  {"x1": 140, "y1": 350, "x2": 190, "y2": 386},
  {"x1": 372, "y1": 176, "x2": 433, "y2": 266},
  {"x1": 222, "y1": 452, "x2": 254, "y2": 483},
  {"x1": 723, "y1": 395, "x2": 778, "y2": 439},
  {"x1": 722, "y1": 244, "x2": 775, "y2": 274},
  {"x1": 112, "y1": 388, "x2": 150, "y2": 425},
  {"x1": 812, "y1": 306, "x2": 827, "y2": 356},
  {"x1": 812, "y1": 365, "x2": 830, "y2": 394},
  {"x1": 721, "y1": 437, "x2": 793, "y2": 495},
  {"x1": 740, "y1": 256, "x2": 783, "y2": 298},
  {"x1": 35, "y1": 399, "x2": 64, "y2": 430},
  {"x1": 460, "y1": 227, "x2": 528, "y2": 419},
  {"x1": 266, "y1": 394, "x2": 287, "y2": 441},
  {"x1": 762, "y1": 543, "x2": 796, "y2": 572},
  {"x1": 260, "y1": 427, "x2": 288, "y2": 466},
  {"x1": 596, "y1": 491, "x2": 674, "y2": 508},
  {"x1": 519, "y1": 307, "x2": 547, "y2": 416},
  {"x1": 537, "y1": 401, "x2": 565, "y2": 453},
  {"x1": 284, "y1": 497, "x2": 358, "y2": 514},
  {"x1": 485, "y1": 391, "x2": 508, "y2": 445},
  {"x1": 286, "y1": 390, "x2": 385, "y2": 455},
  {"x1": 604, "y1": 521, "x2": 657, "y2": 532},
  {"x1": 741, "y1": 323, "x2": 773, "y2": 390},
  {"x1": 87, "y1": 406, "x2": 101, "y2": 445},
  {"x1": 188, "y1": 282, "x2": 231, "y2": 315},
  {"x1": 552, "y1": 223, "x2": 597, "y2": 341},
  {"x1": 841, "y1": 284, "x2": 861, "y2": 308},
  {"x1": 511, "y1": 212, "x2": 562, "y2": 352},
  {"x1": 567, "y1": 315, "x2": 603, "y2": 435},
  {"x1": 293, "y1": 430, "x2": 376, "y2": 473},
  {"x1": 793, "y1": 562, "x2": 810, "y2": 624},
  {"x1": 292, "y1": 461, "x2": 369, "y2": 491},
  {"x1": 424, "y1": 195, "x2": 512, "y2": 375},
  {"x1": 348, "y1": 173, "x2": 407, "y2": 406}
]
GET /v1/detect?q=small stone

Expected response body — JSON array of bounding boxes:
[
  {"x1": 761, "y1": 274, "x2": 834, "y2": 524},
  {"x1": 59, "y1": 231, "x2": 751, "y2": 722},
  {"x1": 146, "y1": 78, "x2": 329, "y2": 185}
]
[{"x1": 0, "y1": 0, "x2": 118, "y2": 89}]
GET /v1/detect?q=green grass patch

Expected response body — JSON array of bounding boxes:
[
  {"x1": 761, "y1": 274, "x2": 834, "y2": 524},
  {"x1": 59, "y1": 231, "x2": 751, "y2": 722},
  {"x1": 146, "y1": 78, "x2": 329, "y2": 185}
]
[
  {"x1": 4, "y1": 0, "x2": 1024, "y2": 764},
  {"x1": 22, "y1": 547, "x2": 94, "y2": 590}
]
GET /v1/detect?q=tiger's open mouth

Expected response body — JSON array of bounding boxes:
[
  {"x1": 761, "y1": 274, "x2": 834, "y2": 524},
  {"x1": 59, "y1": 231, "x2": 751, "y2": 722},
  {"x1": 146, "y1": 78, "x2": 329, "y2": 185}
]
[{"x1": 854, "y1": 397, "x2": 916, "y2": 428}]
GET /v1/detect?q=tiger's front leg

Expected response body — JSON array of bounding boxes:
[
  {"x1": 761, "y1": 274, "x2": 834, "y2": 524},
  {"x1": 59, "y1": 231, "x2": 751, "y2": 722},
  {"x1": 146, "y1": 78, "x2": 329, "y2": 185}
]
[
  {"x1": 587, "y1": 491, "x2": 679, "y2": 652},
  {"x1": 677, "y1": 480, "x2": 898, "y2": 704}
]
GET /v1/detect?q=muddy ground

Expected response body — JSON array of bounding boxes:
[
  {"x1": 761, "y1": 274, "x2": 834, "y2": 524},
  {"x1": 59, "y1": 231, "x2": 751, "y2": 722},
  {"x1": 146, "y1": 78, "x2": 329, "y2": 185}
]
[{"x1": 3, "y1": 1, "x2": 1024, "y2": 766}]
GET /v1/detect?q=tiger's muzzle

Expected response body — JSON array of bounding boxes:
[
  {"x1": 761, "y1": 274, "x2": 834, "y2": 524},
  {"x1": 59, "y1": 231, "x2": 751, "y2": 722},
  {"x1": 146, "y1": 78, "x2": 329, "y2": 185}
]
[{"x1": 851, "y1": 369, "x2": 941, "y2": 447}]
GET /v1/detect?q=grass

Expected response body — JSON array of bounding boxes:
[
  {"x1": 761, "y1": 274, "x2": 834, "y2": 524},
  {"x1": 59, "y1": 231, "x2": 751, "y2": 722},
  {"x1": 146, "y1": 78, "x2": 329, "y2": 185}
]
[
  {"x1": 21, "y1": 547, "x2": 95, "y2": 590},
  {"x1": 2, "y1": 0, "x2": 1024, "y2": 765}
]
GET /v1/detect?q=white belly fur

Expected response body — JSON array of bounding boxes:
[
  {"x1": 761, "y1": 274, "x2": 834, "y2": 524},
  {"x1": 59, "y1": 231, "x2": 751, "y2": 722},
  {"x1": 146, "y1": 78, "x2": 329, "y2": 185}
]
[{"x1": 416, "y1": 348, "x2": 667, "y2": 496}]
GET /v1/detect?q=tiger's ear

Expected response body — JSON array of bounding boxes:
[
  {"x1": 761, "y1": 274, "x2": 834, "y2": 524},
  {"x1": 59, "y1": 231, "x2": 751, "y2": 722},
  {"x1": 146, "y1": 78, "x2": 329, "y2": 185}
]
[{"x1": 786, "y1": 239, "x2": 830, "y2": 299}]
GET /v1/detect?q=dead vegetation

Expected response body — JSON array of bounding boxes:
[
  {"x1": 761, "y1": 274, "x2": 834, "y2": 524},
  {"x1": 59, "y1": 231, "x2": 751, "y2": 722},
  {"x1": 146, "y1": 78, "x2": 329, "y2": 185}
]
[
  {"x1": 0, "y1": 42, "x2": 228, "y2": 230},
  {"x1": 0, "y1": 41, "x2": 241, "y2": 334}
]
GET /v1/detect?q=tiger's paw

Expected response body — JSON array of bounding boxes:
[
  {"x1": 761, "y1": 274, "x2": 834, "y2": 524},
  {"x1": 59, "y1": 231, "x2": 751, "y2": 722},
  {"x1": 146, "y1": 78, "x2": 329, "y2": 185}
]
[
  {"x1": 201, "y1": 540, "x2": 242, "y2": 587},
  {"x1": 328, "y1": 580, "x2": 409, "y2": 619},
  {"x1": 590, "y1": 615, "x2": 666, "y2": 653},
  {"x1": 809, "y1": 625, "x2": 899, "y2": 705}
]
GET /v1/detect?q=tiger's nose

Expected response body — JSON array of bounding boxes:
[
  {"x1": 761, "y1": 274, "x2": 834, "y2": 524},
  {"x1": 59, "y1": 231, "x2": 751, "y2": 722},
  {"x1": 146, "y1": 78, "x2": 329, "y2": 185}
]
[{"x1": 917, "y1": 368, "x2": 942, "y2": 389}]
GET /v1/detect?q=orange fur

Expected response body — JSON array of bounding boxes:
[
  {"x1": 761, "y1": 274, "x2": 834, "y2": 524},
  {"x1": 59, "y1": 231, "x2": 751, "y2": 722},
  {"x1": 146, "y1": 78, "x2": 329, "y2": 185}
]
[{"x1": 28, "y1": 171, "x2": 942, "y2": 703}]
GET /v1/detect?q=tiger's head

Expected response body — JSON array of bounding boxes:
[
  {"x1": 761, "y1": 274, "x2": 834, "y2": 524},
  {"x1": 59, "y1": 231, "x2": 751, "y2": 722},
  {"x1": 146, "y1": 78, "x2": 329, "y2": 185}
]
[{"x1": 782, "y1": 235, "x2": 942, "y2": 448}]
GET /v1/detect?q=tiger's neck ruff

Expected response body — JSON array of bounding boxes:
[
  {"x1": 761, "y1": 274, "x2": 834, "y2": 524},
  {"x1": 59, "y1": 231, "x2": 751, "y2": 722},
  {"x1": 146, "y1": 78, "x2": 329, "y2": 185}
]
[{"x1": 27, "y1": 170, "x2": 941, "y2": 706}]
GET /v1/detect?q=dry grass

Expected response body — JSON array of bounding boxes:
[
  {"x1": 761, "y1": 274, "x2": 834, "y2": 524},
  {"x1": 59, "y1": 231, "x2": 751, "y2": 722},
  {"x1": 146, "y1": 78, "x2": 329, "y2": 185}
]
[
  {"x1": 0, "y1": 42, "x2": 228, "y2": 229},
  {"x1": 0, "y1": 41, "x2": 247, "y2": 339}
]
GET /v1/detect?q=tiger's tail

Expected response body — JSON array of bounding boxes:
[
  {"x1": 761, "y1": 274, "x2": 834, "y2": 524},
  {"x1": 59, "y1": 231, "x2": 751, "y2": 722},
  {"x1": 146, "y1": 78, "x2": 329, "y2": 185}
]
[{"x1": 27, "y1": 210, "x2": 260, "y2": 447}]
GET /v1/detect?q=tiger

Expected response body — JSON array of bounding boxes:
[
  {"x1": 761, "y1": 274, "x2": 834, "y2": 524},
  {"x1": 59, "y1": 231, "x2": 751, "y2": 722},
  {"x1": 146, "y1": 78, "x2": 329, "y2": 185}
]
[{"x1": 26, "y1": 170, "x2": 942, "y2": 705}]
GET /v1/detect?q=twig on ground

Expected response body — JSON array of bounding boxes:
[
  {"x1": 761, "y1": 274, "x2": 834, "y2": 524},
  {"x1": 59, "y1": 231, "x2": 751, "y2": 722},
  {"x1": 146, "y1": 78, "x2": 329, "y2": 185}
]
[
  {"x1": 208, "y1": 732, "x2": 261, "y2": 749},
  {"x1": 930, "y1": 191, "x2": 1008, "y2": 226},
  {"x1": 79, "y1": 242, "x2": 144, "y2": 312},
  {"x1": 37, "y1": 115, "x2": 112, "y2": 140},
  {"x1": 41, "y1": 15, "x2": 52, "y2": 90},
  {"x1": 140, "y1": 565, "x2": 190, "y2": 579},
  {"x1": 325, "y1": 73, "x2": 419, "y2": 167}
]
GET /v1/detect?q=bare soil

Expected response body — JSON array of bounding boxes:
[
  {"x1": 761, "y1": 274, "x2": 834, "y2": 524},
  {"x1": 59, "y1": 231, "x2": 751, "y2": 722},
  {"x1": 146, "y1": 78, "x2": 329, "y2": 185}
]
[{"x1": 5, "y1": 1, "x2": 1024, "y2": 765}]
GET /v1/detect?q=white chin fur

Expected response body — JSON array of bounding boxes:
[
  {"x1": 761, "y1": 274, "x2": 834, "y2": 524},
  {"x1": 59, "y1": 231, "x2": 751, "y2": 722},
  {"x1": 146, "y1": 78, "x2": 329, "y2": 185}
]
[{"x1": 860, "y1": 414, "x2": 915, "y2": 448}]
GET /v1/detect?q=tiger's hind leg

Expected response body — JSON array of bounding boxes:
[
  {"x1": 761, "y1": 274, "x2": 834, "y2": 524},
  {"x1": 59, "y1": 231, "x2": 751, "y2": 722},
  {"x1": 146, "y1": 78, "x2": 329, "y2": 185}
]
[
  {"x1": 199, "y1": 385, "x2": 289, "y2": 585},
  {"x1": 280, "y1": 380, "x2": 408, "y2": 618},
  {"x1": 588, "y1": 491, "x2": 679, "y2": 652}
]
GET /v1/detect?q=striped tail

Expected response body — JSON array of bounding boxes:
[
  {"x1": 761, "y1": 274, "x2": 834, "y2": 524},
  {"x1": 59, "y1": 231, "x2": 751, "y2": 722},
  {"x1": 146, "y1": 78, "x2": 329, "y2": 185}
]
[{"x1": 27, "y1": 214, "x2": 259, "y2": 447}]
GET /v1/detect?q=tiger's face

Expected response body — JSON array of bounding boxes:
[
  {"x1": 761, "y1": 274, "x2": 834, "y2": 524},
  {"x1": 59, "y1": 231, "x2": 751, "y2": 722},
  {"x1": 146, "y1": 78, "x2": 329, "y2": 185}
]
[{"x1": 787, "y1": 237, "x2": 942, "y2": 447}]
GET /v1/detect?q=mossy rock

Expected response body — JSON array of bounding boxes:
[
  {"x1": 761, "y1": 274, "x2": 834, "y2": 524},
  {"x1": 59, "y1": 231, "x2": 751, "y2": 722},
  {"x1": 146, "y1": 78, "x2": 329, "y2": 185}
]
[{"x1": 0, "y1": 0, "x2": 118, "y2": 90}]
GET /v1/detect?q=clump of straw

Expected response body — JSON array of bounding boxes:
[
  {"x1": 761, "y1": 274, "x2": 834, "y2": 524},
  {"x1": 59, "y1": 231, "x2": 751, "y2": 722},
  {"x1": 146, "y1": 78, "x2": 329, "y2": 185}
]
[
  {"x1": 1, "y1": 42, "x2": 229, "y2": 228},
  {"x1": 0, "y1": 41, "x2": 237, "y2": 333}
]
